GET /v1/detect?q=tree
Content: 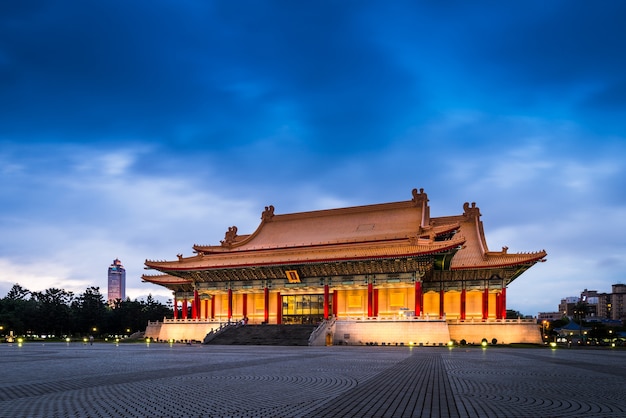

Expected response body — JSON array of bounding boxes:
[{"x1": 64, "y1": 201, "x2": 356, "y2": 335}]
[
  {"x1": 72, "y1": 287, "x2": 107, "y2": 336},
  {"x1": 107, "y1": 298, "x2": 144, "y2": 335},
  {"x1": 107, "y1": 295, "x2": 171, "y2": 335},
  {"x1": 1, "y1": 284, "x2": 37, "y2": 335},
  {"x1": 506, "y1": 309, "x2": 522, "y2": 319},
  {"x1": 2, "y1": 283, "x2": 172, "y2": 338},
  {"x1": 31, "y1": 288, "x2": 74, "y2": 336},
  {"x1": 6, "y1": 284, "x2": 31, "y2": 300},
  {"x1": 142, "y1": 294, "x2": 171, "y2": 322}
]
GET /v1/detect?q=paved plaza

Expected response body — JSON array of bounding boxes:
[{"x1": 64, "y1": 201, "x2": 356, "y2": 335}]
[{"x1": 0, "y1": 342, "x2": 625, "y2": 417}]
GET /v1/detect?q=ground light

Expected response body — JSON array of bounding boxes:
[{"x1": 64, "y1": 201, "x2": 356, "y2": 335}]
[
  {"x1": 550, "y1": 342, "x2": 557, "y2": 348},
  {"x1": 447, "y1": 341, "x2": 454, "y2": 348},
  {"x1": 481, "y1": 340, "x2": 488, "y2": 347}
]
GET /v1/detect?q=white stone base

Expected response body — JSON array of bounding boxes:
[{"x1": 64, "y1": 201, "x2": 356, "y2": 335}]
[
  {"x1": 321, "y1": 319, "x2": 542, "y2": 346},
  {"x1": 332, "y1": 319, "x2": 450, "y2": 346}
]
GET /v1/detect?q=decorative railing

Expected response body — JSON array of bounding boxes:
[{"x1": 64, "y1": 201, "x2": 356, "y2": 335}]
[
  {"x1": 202, "y1": 322, "x2": 237, "y2": 344},
  {"x1": 147, "y1": 316, "x2": 536, "y2": 326},
  {"x1": 161, "y1": 317, "x2": 227, "y2": 324},
  {"x1": 336, "y1": 316, "x2": 536, "y2": 323},
  {"x1": 308, "y1": 317, "x2": 336, "y2": 346}
]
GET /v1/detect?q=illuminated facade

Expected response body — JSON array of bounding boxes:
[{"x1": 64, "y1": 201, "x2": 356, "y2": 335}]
[{"x1": 143, "y1": 189, "x2": 546, "y2": 344}]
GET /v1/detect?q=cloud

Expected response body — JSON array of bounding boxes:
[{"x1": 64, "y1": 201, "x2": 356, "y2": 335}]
[{"x1": 1, "y1": 1, "x2": 625, "y2": 316}]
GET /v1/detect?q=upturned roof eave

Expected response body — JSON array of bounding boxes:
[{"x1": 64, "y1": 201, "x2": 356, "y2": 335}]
[
  {"x1": 147, "y1": 240, "x2": 464, "y2": 273},
  {"x1": 141, "y1": 274, "x2": 192, "y2": 285},
  {"x1": 450, "y1": 251, "x2": 547, "y2": 270}
]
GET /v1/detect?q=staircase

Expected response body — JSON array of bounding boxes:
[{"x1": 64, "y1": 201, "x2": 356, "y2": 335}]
[{"x1": 204, "y1": 324, "x2": 317, "y2": 346}]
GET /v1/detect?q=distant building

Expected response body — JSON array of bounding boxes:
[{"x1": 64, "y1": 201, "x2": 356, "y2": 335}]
[
  {"x1": 107, "y1": 259, "x2": 126, "y2": 305},
  {"x1": 554, "y1": 285, "x2": 626, "y2": 322},
  {"x1": 609, "y1": 284, "x2": 626, "y2": 320},
  {"x1": 558, "y1": 296, "x2": 579, "y2": 317},
  {"x1": 580, "y1": 289, "x2": 600, "y2": 318},
  {"x1": 538, "y1": 312, "x2": 562, "y2": 322}
]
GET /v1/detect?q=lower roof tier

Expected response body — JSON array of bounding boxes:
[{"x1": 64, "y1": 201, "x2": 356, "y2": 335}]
[{"x1": 142, "y1": 254, "x2": 541, "y2": 294}]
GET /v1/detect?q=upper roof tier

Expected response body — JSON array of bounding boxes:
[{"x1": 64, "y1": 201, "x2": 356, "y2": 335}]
[
  {"x1": 144, "y1": 188, "x2": 546, "y2": 276},
  {"x1": 193, "y1": 188, "x2": 432, "y2": 254}
]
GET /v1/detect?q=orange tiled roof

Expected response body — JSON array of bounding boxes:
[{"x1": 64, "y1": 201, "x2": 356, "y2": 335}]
[
  {"x1": 432, "y1": 202, "x2": 547, "y2": 270},
  {"x1": 144, "y1": 189, "x2": 546, "y2": 275},
  {"x1": 142, "y1": 274, "x2": 190, "y2": 285}
]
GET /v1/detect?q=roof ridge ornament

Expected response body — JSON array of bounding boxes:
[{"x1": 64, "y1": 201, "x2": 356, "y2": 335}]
[
  {"x1": 411, "y1": 188, "x2": 428, "y2": 206},
  {"x1": 463, "y1": 202, "x2": 481, "y2": 219},
  {"x1": 221, "y1": 226, "x2": 238, "y2": 247},
  {"x1": 262, "y1": 205, "x2": 275, "y2": 222}
]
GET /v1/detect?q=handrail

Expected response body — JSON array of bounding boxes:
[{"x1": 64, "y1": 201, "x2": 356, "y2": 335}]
[
  {"x1": 309, "y1": 317, "x2": 336, "y2": 346},
  {"x1": 202, "y1": 322, "x2": 236, "y2": 344}
]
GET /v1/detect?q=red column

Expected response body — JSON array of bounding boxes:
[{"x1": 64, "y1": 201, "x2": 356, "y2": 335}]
[
  {"x1": 264, "y1": 286, "x2": 269, "y2": 323},
  {"x1": 367, "y1": 282, "x2": 373, "y2": 317},
  {"x1": 276, "y1": 291, "x2": 282, "y2": 324},
  {"x1": 203, "y1": 299, "x2": 208, "y2": 320},
  {"x1": 323, "y1": 284, "x2": 329, "y2": 320},
  {"x1": 495, "y1": 293, "x2": 502, "y2": 319},
  {"x1": 333, "y1": 290, "x2": 338, "y2": 317},
  {"x1": 242, "y1": 293, "x2": 248, "y2": 318},
  {"x1": 373, "y1": 289, "x2": 379, "y2": 317},
  {"x1": 460, "y1": 288, "x2": 466, "y2": 320},
  {"x1": 195, "y1": 290, "x2": 200, "y2": 319},
  {"x1": 173, "y1": 297, "x2": 178, "y2": 319},
  {"x1": 182, "y1": 298, "x2": 188, "y2": 319},
  {"x1": 415, "y1": 281, "x2": 422, "y2": 317},
  {"x1": 210, "y1": 296, "x2": 215, "y2": 319},
  {"x1": 227, "y1": 288, "x2": 233, "y2": 320},
  {"x1": 439, "y1": 289, "x2": 445, "y2": 319},
  {"x1": 482, "y1": 288, "x2": 489, "y2": 320},
  {"x1": 191, "y1": 290, "x2": 198, "y2": 319},
  {"x1": 501, "y1": 287, "x2": 507, "y2": 319}
]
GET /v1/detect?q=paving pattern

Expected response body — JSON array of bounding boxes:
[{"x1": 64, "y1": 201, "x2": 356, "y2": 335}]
[{"x1": 0, "y1": 342, "x2": 625, "y2": 417}]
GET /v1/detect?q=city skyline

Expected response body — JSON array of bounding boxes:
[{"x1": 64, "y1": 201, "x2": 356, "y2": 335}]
[{"x1": 1, "y1": 1, "x2": 625, "y2": 316}]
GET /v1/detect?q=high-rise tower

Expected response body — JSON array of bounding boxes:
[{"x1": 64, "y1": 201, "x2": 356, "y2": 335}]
[{"x1": 107, "y1": 258, "x2": 126, "y2": 305}]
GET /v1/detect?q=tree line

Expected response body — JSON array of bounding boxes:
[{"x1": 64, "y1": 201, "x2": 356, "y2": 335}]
[{"x1": 0, "y1": 283, "x2": 171, "y2": 338}]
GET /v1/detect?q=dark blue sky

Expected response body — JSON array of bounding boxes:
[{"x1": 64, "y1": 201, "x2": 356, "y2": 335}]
[{"x1": 1, "y1": 1, "x2": 625, "y2": 314}]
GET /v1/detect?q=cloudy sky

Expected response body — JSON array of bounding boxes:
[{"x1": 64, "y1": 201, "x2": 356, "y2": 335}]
[{"x1": 1, "y1": 1, "x2": 625, "y2": 315}]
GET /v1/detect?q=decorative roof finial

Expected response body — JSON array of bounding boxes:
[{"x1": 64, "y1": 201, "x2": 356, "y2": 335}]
[
  {"x1": 221, "y1": 226, "x2": 238, "y2": 246},
  {"x1": 463, "y1": 202, "x2": 481, "y2": 219},
  {"x1": 262, "y1": 205, "x2": 275, "y2": 221},
  {"x1": 411, "y1": 188, "x2": 428, "y2": 206}
]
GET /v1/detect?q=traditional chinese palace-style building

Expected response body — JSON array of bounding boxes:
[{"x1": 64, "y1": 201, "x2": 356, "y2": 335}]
[{"x1": 143, "y1": 189, "x2": 547, "y2": 345}]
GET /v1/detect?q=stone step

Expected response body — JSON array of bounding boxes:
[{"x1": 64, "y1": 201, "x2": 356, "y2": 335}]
[{"x1": 205, "y1": 324, "x2": 317, "y2": 346}]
